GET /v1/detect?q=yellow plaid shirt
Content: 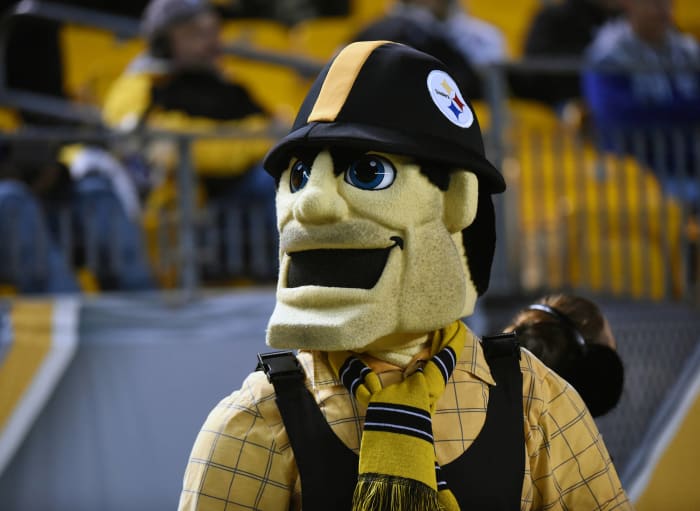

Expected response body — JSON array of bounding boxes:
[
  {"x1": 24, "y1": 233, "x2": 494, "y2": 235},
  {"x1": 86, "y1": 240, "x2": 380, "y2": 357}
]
[{"x1": 178, "y1": 326, "x2": 632, "y2": 510}]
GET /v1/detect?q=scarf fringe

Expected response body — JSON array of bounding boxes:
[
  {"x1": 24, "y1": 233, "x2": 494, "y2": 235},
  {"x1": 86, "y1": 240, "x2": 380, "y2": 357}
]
[{"x1": 351, "y1": 473, "x2": 442, "y2": 511}]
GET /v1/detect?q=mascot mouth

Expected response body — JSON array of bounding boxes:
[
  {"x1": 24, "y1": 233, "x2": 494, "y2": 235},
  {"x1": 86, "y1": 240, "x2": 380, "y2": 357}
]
[{"x1": 287, "y1": 236, "x2": 404, "y2": 289}]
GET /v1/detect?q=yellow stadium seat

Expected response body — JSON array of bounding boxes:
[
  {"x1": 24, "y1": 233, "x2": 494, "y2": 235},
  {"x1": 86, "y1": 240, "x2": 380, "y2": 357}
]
[
  {"x1": 675, "y1": 0, "x2": 700, "y2": 40},
  {"x1": 142, "y1": 179, "x2": 180, "y2": 289},
  {"x1": 462, "y1": 0, "x2": 541, "y2": 58},
  {"x1": 218, "y1": 56, "x2": 309, "y2": 122},
  {"x1": 0, "y1": 108, "x2": 20, "y2": 132},
  {"x1": 220, "y1": 19, "x2": 290, "y2": 50},
  {"x1": 0, "y1": 284, "x2": 17, "y2": 296},
  {"x1": 219, "y1": 20, "x2": 309, "y2": 120},
  {"x1": 289, "y1": 17, "x2": 359, "y2": 61},
  {"x1": 507, "y1": 99, "x2": 684, "y2": 299},
  {"x1": 507, "y1": 98, "x2": 561, "y2": 130},
  {"x1": 59, "y1": 25, "x2": 144, "y2": 106},
  {"x1": 349, "y1": 0, "x2": 391, "y2": 25},
  {"x1": 76, "y1": 268, "x2": 101, "y2": 294}
]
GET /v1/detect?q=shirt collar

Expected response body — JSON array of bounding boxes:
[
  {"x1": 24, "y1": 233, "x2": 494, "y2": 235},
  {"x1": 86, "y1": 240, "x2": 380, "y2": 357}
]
[{"x1": 299, "y1": 322, "x2": 496, "y2": 388}]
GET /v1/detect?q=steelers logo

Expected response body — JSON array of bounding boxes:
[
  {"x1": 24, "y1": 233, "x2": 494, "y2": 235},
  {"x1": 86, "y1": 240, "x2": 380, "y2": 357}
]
[{"x1": 426, "y1": 70, "x2": 474, "y2": 128}]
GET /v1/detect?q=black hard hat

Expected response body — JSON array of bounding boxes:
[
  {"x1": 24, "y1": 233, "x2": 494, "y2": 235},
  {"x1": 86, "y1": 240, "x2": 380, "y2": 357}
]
[{"x1": 263, "y1": 40, "x2": 505, "y2": 194}]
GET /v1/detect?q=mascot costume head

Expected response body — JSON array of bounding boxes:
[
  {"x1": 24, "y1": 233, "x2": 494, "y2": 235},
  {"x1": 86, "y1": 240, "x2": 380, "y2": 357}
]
[{"x1": 263, "y1": 41, "x2": 505, "y2": 510}]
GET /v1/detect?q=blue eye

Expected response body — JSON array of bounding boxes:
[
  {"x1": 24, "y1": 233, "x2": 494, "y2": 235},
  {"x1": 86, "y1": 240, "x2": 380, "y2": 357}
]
[
  {"x1": 289, "y1": 160, "x2": 311, "y2": 192},
  {"x1": 344, "y1": 155, "x2": 396, "y2": 190}
]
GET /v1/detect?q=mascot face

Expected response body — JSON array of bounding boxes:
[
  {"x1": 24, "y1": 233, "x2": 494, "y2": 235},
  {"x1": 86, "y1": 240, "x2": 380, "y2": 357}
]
[
  {"x1": 266, "y1": 148, "x2": 479, "y2": 350},
  {"x1": 263, "y1": 41, "x2": 505, "y2": 351}
]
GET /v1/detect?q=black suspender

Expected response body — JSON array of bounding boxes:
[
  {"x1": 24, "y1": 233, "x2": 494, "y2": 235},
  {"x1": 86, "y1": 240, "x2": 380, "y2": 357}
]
[
  {"x1": 257, "y1": 332, "x2": 524, "y2": 510},
  {"x1": 257, "y1": 351, "x2": 357, "y2": 508}
]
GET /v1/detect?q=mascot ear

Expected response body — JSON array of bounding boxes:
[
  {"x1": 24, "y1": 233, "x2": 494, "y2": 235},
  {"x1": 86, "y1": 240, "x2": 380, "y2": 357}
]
[{"x1": 444, "y1": 171, "x2": 478, "y2": 233}]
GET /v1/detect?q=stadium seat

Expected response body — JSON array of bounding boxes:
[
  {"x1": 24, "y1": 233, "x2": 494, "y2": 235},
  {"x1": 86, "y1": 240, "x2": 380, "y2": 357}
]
[
  {"x1": 219, "y1": 20, "x2": 309, "y2": 119},
  {"x1": 220, "y1": 19, "x2": 290, "y2": 50},
  {"x1": 59, "y1": 25, "x2": 144, "y2": 106},
  {"x1": 0, "y1": 108, "x2": 20, "y2": 132},
  {"x1": 465, "y1": 0, "x2": 541, "y2": 57},
  {"x1": 507, "y1": 99, "x2": 684, "y2": 299},
  {"x1": 289, "y1": 17, "x2": 359, "y2": 61},
  {"x1": 675, "y1": 0, "x2": 700, "y2": 41},
  {"x1": 349, "y1": 0, "x2": 391, "y2": 25}
]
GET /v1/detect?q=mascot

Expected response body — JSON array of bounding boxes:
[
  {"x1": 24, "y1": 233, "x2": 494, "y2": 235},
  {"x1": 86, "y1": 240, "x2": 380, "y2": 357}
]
[{"x1": 178, "y1": 41, "x2": 631, "y2": 510}]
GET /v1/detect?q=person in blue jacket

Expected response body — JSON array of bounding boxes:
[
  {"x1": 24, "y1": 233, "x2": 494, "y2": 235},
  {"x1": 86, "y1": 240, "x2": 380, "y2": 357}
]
[{"x1": 582, "y1": 0, "x2": 700, "y2": 207}]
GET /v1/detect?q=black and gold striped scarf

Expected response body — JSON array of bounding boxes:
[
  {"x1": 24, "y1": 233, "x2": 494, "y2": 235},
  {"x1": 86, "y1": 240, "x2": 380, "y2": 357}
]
[{"x1": 328, "y1": 321, "x2": 467, "y2": 511}]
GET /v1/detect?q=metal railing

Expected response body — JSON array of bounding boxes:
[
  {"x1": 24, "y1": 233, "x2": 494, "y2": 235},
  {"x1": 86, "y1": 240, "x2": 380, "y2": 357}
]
[
  {"x1": 0, "y1": 126, "x2": 283, "y2": 298},
  {"x1": 2, "y1": 119, "x2": 696, "y2": 304}
]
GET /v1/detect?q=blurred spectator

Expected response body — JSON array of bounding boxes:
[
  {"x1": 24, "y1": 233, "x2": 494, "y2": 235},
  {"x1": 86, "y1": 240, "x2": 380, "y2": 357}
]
[
  {"x1": 1, "y1": 3, "x2": 155, "y2": 293},
  {"x1": 504, "y1": 294, "x2": 624, "y2": 417},
  {"x1": 103, "y1": 0, "x2": 279, "y2": 279},
  {"x1": 582, "y1": 0, "x2": 700, "y2": 207},
  {"x1": 57, "y1": 149, "x2": 157, "y2": 291},
  {"x1": 0, "y1": 142, "x2": 79, "y2": 294},
  {"x1": 0, "y1": 138, "x2": 155, "y2": 293},
  {"x1": 444, "y1": 0, "x2": 506, "y2": 66},
  {"x1": 351, "y1": 0, "x2": 485, "y2": 99},
  {"x1": 510, "y1": 0, "x2": 622, "y2": 109}
]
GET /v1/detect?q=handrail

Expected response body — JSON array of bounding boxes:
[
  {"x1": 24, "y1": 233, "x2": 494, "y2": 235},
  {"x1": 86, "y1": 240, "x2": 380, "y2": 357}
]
[
  {"x1": 0, "y1": 90, "x2": 102, "y2": 125},
  {"x1": 0, "y1": 123, "x2": 289, "y2": 144},
  {"x1": 222, "y1": 42, "x2": 323, "y2": 78},
  {"x1": 0, "y1": 125, "x2": 286, "y2": 301},
  {"x1": 8, "y1": 0, "x2": 140, "y2": 37},
  {"x1": 494, "y1": 56, "x2": 700, "y2": 74}
]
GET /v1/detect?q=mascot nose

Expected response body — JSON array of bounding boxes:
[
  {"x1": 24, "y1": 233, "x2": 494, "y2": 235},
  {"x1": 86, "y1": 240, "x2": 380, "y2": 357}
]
[{"x1": 293, "y1": 180, "x2": 349, "y2": 224}]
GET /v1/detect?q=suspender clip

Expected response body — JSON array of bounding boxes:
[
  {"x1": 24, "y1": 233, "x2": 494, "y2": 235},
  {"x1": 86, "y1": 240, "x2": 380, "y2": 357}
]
[{"x1": 256, "y1": 351, "x2": 304, "y2": 384}]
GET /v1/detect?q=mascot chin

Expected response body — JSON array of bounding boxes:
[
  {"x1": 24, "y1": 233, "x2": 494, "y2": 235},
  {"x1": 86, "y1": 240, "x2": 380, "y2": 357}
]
[{"x1": 178, "y1": 41, "x2": 631, "y2": 511}]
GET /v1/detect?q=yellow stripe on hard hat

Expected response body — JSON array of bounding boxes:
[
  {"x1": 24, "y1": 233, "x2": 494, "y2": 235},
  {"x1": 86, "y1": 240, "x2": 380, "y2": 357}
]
[{"x1": 308, "y1": 40, "x2": 389, "y2": 124}]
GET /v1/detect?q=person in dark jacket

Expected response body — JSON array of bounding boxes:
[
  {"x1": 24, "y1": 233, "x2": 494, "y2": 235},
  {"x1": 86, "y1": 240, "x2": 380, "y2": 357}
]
[
  {"x1": 510, "y1": 0, "x2": 622, "y2": 109},
  {"x1": 352, "y1": 0, "x2": 484, "y2": 99},
  {"x1": 103, "y1": 0, "x2": 282, "y2": 280},
  {"x1": 583, "y1": 0, "x2": 700, "y2": 207}
]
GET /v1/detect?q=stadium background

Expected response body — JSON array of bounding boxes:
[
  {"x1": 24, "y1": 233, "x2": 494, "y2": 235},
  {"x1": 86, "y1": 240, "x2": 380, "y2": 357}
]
[{"x1": 0, "y1": 0, "x2": 699, "y2": 509}]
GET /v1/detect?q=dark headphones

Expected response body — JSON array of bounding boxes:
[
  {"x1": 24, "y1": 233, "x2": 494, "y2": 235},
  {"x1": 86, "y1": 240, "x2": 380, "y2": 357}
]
[
  {"x1": 526, "y1": 303, "x2": 586, "y2": 349},
  {"x1": 522, "y1": 303, "x2": 624, "y2": 417}
]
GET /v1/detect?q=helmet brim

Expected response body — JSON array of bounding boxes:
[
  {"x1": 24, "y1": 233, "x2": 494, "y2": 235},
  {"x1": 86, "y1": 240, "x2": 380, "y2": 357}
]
[{"x1": 263, "y1": 121, "x2": 506, "y2": 194}]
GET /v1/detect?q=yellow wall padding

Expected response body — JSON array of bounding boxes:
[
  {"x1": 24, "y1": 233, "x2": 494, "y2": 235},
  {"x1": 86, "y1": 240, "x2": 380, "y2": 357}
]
[
  {"x1": 0, "y1": 301, "x2": 53, "y2": 431},
  {"x1": 636, "y1": 381, "x2": 700, "y2": 510}
]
